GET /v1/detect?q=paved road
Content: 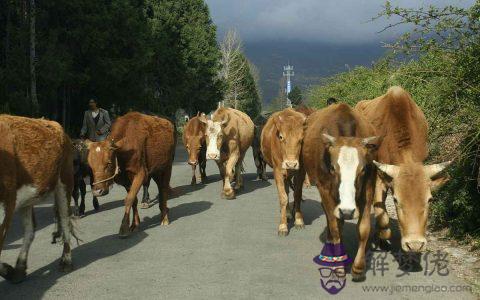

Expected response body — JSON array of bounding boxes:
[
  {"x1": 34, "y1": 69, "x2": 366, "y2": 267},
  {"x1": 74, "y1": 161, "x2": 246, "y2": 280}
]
[{"x1": 0, "y1": 145, "x2": 475, "y2": 299}]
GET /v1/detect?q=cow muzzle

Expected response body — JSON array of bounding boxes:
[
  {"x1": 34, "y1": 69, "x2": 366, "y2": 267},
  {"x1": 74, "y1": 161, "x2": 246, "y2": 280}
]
[
  {"x1": 334, "y1": 206, "x2": 359, "y2": 220},
  {"x1": 92, "y1": 188, "x2": 109, "y2": 197},
  {"x1": 188, "y1": 160, "x2": 198, "y2": 166},
  {"x1": 207, "y1": 152, "x2": 220, "y2": 160},
  {"x1": 401, "y1": 237, "x2": 427, "y2": 253},
  {"x1": 282, "y1": 160, "x2": 299, "y2": 170}
]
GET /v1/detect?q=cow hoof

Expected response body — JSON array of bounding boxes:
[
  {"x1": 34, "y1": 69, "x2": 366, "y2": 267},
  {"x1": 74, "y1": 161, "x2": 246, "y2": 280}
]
[
  {"x1": 278, "y1": 224, "x2": 288, "y2": 236},
  {"x1": 0, "y1": 263, "x2": 15, "y2": 282},
  {"x1": 10, "y1": 269, "x2": 27, "y2": 284},
  {"x1": 59, "y1": 260, "x2": 73, "y2": 273},
  {"x1": 294, "y1": 221, "x2": 305, "y2": 230},
  {"x1": 201, "y1": 176, "x2": 207, "y2": 184},
  {"x1": 118, "y1": 225, "x2": 131, "y2": 239},
  {"x1": 351, "y1": 271, "x2": 366, "y2": 282},
  {"x1": 373, "y1": 237, "x2": 391, "y2": 251},
  {"x1": 93, "y1": 198, "x2": 100, "y2": 211},
  {"x1": 160, "y1": 217, "x2": 170, "y2": 226},
  {"x1": 130, "y1": 224, "x2": 139, "y2": 232},
  {"x1": 140, "y1": 202, "x2": 150, "y2": 209},
  {"x1": 190, "y1": 179, "x2": 196, "y2": 185},
  {"x1": 222, "y1": 190, "x2": 235, "y2": 200}
]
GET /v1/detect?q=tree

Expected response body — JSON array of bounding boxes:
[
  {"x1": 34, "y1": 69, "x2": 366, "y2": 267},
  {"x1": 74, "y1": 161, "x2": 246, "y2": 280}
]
[
  {"x1": 288, "y1": 86, "x2": 302, "y2": 106},
  {"x1": 29, "y1": 0, "x2": 38, "y2": 116},
  {"x1": 218, "y1": 29, "x2": 262, "y2": 119}
]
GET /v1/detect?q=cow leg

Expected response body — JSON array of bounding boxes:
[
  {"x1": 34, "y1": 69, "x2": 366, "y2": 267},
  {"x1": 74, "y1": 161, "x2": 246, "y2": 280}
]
[
  {"x1": 119, "y1": 172, "x2": 145, "y2": 238},
  {"x1": 200, "y1": 154, "x2": 207, "y2": 183},
  {"x1": 0, "y1": 200, "x2": 15, "y2": 282},
  {"x1": 373, "y1": 177, "x2": 391, "y2": 249},
  {"x1": 233, "y1": 162, "x2": 242, "y2": 191},
  {"x1": 8, "y1": 206, "x2": 35, "y2": 283},
  {"x1": 293, "y1": 169, "x2": 306, "y2": 229},
  {"x1": 130, "y1": 197, "x2": 140, "y2": 232},
  {"x1": 141, "y1": 179, "x2": 151, "y2": 209},
  {"x1": 260, "y1": 158, "x2": 268, "y2": 181},
  {"x1": 222, "y1": 148, "x2": 239, "y2": 199},
  {"x1": 352, "y1": 180, "x2": 374, "y2": 282},
  {"x1": 79, "y1": 178, "x2": 86, "y2": 216},
  {"x1": 274, "y1": 170, "x2": 289, "y2": 236},
  {"x1": 160, "y1": 165, "x2": 173, "y2": 225},
  {"x1": 191, "y1": 164, "x2": 197, "y2": 185},
  {"x1": 72, "y1": 179, "x2": 80, "y2": 216},
  {"x1": 318, "y1": 186, "x2": 342, "y2": 244},
  {"x1": 55, "y1": 179, "x2": 76, "y2": 272}
]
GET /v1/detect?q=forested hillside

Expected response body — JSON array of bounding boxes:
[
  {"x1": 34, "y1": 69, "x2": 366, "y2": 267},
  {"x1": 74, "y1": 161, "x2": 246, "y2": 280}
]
[
  {"x1": 308, "y1": 1, "x2": 480, "y2": 246},
  {"x1": 0, "y1": 0, "x2": 224, "y2": 135}
]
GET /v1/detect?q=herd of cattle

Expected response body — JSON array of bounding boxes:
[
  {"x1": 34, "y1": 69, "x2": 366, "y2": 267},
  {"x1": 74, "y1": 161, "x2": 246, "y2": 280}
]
[{"x1": 0, "y1": 86, "x2": 451, "y2": 284}]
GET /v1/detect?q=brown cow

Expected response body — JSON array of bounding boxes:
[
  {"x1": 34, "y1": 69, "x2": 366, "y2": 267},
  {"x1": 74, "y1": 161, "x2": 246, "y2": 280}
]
[
  {"x1": 86, "y1": 112, "x2": 175, "y2": 237},
  {"x1": 0, "y1": 115, "x2": 77, "y2": 283},
  {"x1": 261, "y1": 108, "x2": 307, "y2": 236},
  {"x1": 183, "y1": 114, "x2": 207, "y2": 185},
  {"x1": 199, "y1": 107, "x2": 254, "y2": 199},
  {"x1": 355, "y1": 86, "x2": 451, "y2": 252},
  {"x1": 302, "y1": 103, "x2": 381, "y2": 281}
]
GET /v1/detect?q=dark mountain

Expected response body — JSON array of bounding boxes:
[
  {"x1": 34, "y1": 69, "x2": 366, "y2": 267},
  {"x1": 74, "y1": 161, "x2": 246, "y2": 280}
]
[{"x1": 243, "y1": 40, "x2": 387, "y2": 104}]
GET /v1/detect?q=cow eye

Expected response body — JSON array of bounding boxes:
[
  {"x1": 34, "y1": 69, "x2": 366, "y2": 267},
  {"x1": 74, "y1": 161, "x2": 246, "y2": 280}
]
[
  {"x1": 278, "y1": 134, "x2": 284, "y2": 141},
  {"x1": 428, "y1": 197, "x2": 434, "y2": 203}
]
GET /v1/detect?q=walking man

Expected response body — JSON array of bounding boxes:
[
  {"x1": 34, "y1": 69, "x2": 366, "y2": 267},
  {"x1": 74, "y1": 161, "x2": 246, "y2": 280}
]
[{"x1": 80, "y1": 98, "x2": 111, "y2": 141}]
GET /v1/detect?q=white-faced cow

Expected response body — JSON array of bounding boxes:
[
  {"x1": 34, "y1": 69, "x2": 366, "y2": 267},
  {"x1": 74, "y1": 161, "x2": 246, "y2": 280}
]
[
  {"x1": 86, "y1": 112, "x2": 176, "y2": 238},
  {"x1": 261, "y1": 108, "x2": 307, "y2": 236},
  {"x1": 355, "y1": 86, "x2": 451, "y2": 253},
  {"x1": 199, "y1": 107, "x2": 254, "y2": 199},
  {"x1": 302, "y1": 103, "x2": 381, "y2": 282},
  {"x1": 0, "y1": 115, "x2": 77, "y2": 283}
]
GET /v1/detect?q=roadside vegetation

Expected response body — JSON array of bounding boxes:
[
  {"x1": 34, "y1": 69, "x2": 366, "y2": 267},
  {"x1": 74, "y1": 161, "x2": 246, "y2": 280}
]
[{"x1": 308, "y1": 1, "x2": 480, "y2": 248}]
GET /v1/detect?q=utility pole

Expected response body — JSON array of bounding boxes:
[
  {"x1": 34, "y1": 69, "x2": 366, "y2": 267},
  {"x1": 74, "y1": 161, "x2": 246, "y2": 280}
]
[{"x1": 283, "y1": 64, "x2": 294, "y2": 108}]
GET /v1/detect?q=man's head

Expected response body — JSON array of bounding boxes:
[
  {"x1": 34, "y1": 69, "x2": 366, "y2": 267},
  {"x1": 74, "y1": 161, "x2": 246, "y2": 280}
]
[
  {"x1": 272, "y1": 109, "x2": 306, "y2": 170},
  {"x1": 327, "y1": 97, "x2": 338, "y2": 106},
  {"x1": 373, "y1": 160, "x2": 451, "y2": 252},
  {"x1": 85, "y1": 139, "x2": 121, "y2": 197},
  {"x1": 88, "y1": 99, "x2": 98, "y2": 111},
  {"x1": 323, "y1": 134, "x2": 382, "y2": 220}
]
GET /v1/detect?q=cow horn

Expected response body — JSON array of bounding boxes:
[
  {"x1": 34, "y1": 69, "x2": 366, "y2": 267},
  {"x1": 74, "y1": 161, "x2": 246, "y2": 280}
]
[
  {"x1": 322, "y1": 133, "x2": 336, "y2": 146},
  {"x1": 373, "y1": 161, "x2": 399, "y2": 178},
  {"x1": 425, "y1": 161, "x2": 452, "y2": 178}
]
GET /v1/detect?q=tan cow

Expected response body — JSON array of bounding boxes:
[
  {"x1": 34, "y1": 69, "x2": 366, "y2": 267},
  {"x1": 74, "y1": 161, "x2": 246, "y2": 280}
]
[
  {"x1": 199, "y1": 107, "x2": 254, "y2": 199},
  {"x1": 261, "y1": 108, "x2": 307, "y2": 236},
  {"x1": 355, "y1": 86, "x2": 451, "y2": 252},
  {"x1": 183, "y1": 114, "x2": 207, "y2": 185},
  {"x1": 302, "y1": 103, "x2": 381, "y2": 282},
  {"x1": 86, "y1": 112, "x2": 176, "y2": 238},
  {"x1": 0, "y1": 115, "x2": 77, "y2": 283}
]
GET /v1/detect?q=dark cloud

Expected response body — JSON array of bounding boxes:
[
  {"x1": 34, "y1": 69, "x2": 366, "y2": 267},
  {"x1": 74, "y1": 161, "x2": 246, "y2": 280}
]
[{"x1": 206, "y1": 0, "x2": 474, "y2": 44}]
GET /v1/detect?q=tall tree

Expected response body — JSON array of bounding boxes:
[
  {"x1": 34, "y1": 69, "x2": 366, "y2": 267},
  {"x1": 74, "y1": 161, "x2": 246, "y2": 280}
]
[
  {"x1": 288, "y1": 86, "x2": 302, "y2": 106},
  {"x1": 29, "y1": 0, "x2": 38, "y2": 116}
]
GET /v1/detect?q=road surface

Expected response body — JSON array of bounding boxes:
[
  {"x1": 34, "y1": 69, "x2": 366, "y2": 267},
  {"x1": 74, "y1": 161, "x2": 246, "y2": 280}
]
[{"x1": 0, "y1": 145, "x2": 475, "y2": 299}]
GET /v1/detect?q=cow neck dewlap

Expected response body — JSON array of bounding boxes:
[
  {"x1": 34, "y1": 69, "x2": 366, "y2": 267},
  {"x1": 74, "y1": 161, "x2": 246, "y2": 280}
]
[{"x1": 337, "y1": 146, "x2": 359, "y2": 210}]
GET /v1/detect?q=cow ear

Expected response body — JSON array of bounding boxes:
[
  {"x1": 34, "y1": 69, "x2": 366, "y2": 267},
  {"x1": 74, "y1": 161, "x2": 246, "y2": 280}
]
[
  {"x1": 430, "y1": 174, "x2": 450, "y2": 192},
  {"x1": 221, "y1": 114, "x2": 230, "y2": 126},
  {"x1": 110, "y1": 138, "x2": 124, "y2": 151},
  {"x1": 322, "y1": 133, "x2": 336, "y2": 147},
  {"x1": 362, "y1": 136, "x2": 382, "y2": 150},
  {"x1": 198, "y1": 114, "x2": 208, "y2": 124}
]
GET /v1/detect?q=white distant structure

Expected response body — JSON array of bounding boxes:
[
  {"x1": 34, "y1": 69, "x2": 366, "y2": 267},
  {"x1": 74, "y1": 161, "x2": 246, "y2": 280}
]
[{"x1": 283, "y1": 64, "x2": 294, "y2": 108}]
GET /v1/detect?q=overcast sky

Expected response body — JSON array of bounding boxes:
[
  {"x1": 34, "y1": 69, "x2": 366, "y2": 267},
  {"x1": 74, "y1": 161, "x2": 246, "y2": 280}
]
[{"x1": 205, "y1": 0, "x2": 474, "y2": 44}]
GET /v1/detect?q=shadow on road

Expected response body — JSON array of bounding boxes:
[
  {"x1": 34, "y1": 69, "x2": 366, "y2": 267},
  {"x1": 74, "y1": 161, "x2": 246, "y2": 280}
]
[
  {"x1": 142, "y1": 200, "x2": 213, "y2": 229},
  {"x1": 300, "y1": 199, "x2": 324, "y2": 225},
  {"x1": 0, "y1": 231, "x2": 148, "y2": 299}
]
